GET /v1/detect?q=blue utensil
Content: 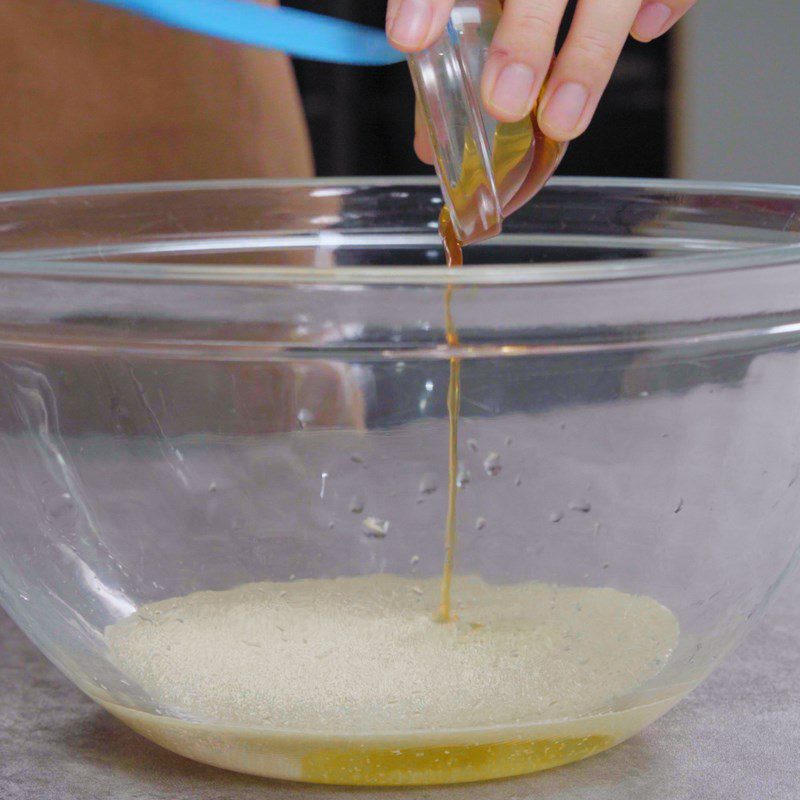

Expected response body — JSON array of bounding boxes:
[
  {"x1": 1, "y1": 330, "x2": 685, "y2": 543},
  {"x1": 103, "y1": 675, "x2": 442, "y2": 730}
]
[{"x1": 87, "y1": 0, "x2": 404, "y2": 66}]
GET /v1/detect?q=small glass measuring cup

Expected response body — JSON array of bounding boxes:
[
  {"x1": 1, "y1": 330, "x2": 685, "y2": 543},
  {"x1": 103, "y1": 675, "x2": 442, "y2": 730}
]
[{"x1": 408, "y1": 0, "x2": 567, "y2": 245}]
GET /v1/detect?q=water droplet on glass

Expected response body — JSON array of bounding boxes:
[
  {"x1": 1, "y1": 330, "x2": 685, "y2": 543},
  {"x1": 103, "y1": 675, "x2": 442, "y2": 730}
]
[
  {"x1": 19, "y1": 591, "x2": 29, "y2": 602},
  {"x1": 456, "y1": 462, "x2": 471, "y2": 488},
  {"x1": 674, "y1": 497, "x2": 684, "y2": 513},
  {"x1": 603, "y1": 562, "x2": 610, "y2": 569},
  {"x1": 418, "y1": 473, "x2": 439, "y2": 495},
  {"x1": 208, "y1": 481, "x2": 217, "y2": 493},
  {"x1": 475, "y1": 517, "x2": 487, "y2": 531},
  {"x1": 569, "y1": 499, "x2": 592, "y2": 513},
  {"x1": 328, "y1": 521, "x2": 335, "y2": 530},
  {"x1": 350, "y1": 453, "x2": 364, "y2": 465},
  {"x1": 412, "y1": 586, "x2": 423, "y2": 596},
  {"x1": 349, "y1": 495, "x2": 365, "y2": 514},
  {"x1": 549, "y1": 511, "x2": 563, "y2": 523},
  {"x1": 505, "y1": 436, "x2": 513, "y2": 446},
  {"x1": 320, "y1": 472, "x2": 328, "y2": 499},
  {"x1": 362, "y1": 517, "x2": 389, "y2": 539},
  {"x1": 514, "y1": 474, "x2": 522, "y2": 486},
  {"x1": 425, "y1": 380, "x2": 434, "y2": 392},
  {"x1": 43, "y1": 492, "x2": 75, "y2": 521},
  {"x1": 467, "y1": 438, "x2": 479, "y2": 453},
  {"x1": 483, "y1": 452, "x2": 502, "y2": 477},
  {"x1": 410, "y1": 555, "x2": 420, "y2": 566},
  {"x1": 297, "y1": 408, "x2": 313, "y2": 428}
]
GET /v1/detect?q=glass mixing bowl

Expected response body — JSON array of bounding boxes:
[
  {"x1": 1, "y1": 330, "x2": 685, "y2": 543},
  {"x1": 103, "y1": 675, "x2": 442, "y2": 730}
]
[{"x1": 0, "y1": 178, "x2": 799, "y2": 786}]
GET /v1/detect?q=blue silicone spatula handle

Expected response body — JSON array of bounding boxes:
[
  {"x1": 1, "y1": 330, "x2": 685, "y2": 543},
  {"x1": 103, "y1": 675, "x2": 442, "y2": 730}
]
[{"x1": 87, "y1": 0, "x2": 404, "y2": 66}]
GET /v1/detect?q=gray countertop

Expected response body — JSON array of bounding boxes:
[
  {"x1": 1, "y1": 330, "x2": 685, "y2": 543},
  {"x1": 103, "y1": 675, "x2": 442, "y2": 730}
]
[{"x1": 1, "y1": 576, "x2": 799, "y2": 800}]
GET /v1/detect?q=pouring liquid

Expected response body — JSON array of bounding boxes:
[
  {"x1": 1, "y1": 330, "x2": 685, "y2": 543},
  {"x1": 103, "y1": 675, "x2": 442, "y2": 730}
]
[
  {"x1": 435, "y1": 108, "x2": 567, "y2": 623},
  {"x1": 436, "y1": 207, "x2": 462, "y2": 623}
]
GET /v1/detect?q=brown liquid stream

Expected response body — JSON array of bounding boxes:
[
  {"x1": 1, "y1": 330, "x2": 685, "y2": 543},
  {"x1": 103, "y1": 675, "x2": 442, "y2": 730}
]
[
  {"x1": 435, "y1": 111, "x2": 566, "y2": 623},
  {"x1": 436, "y1": 207, "x2": 463, "y2": 623}
]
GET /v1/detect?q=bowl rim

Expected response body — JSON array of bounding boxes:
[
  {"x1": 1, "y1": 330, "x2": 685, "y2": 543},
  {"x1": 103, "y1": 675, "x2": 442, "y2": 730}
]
[{"x1": 1, "y1": 176, "x2": 799, "y2": 286}]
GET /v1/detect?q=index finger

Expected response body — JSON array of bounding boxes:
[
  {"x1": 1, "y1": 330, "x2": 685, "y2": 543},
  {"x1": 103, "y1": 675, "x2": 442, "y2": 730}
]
[{"x1": 386, "y1": 0, "x2": 455, "y2": 52}]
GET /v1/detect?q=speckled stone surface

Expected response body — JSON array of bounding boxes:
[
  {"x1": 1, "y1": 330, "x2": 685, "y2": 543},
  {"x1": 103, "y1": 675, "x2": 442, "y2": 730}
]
[{"x1": 1, "y1": 575, "x2": 798, "y2": 800}]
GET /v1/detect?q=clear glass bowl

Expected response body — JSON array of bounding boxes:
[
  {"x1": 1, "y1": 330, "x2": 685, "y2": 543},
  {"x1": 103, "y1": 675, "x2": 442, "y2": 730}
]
[{"x1": 0, "y1": 178, "x2": 799, "y2": 786}]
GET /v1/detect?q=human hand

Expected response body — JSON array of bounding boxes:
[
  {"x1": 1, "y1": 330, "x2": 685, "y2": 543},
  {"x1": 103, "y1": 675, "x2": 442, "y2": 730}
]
[{"x1": 387, "y1": 0, "x2": 694, "y2": 159}]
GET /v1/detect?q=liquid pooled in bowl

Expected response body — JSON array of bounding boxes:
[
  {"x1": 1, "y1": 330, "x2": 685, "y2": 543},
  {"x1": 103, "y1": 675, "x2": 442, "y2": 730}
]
[{"x1": 101, "y1": 574, "x2": 681, "y2": 785}]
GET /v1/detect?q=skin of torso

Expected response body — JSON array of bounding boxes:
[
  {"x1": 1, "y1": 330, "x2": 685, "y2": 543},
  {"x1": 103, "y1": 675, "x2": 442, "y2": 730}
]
[
  {"x1": 0, "y1": 2, "x2": 364, "y2": 429},
  {"x1": 0, "y1": 0, "x2": 313, "y2": 190}
]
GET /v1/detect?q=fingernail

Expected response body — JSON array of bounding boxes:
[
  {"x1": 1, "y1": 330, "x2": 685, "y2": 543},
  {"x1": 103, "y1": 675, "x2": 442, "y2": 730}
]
[
  {"x1": 540, "y1": 82, "x2": 589, "y2": 137},
  {"x1": 487, "y1": 62, "x2": 537, "y2": 120},
  {"x1": 633, "y1": 2, "x2": 672, "y2": 41},
  {"x1": 388, "y1": 0, "x2": 434, "y2": 49}
]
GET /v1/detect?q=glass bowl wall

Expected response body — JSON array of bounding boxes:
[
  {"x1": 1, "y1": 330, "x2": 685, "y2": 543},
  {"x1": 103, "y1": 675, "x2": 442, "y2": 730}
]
[{"x1": 0, "y1": 179, "x2": 799, "y2": 784}]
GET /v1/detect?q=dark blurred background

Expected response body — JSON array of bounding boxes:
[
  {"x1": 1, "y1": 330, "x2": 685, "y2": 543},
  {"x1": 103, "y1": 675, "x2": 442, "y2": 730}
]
[{"x1": 285, "y1": 0, "x2": 671, "y2": 178}]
